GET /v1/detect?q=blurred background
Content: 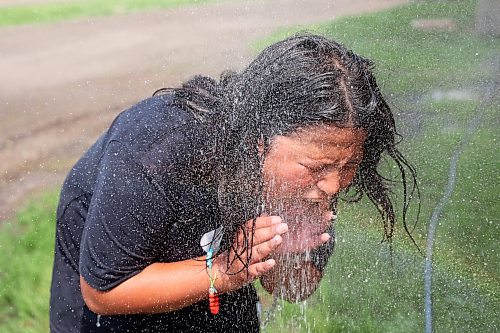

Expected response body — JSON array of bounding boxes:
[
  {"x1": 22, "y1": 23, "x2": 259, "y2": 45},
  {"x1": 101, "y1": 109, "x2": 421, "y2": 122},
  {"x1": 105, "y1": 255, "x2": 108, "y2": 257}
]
[{"x1": 0, "y1": 0, "x2": 498, "y2": 332}]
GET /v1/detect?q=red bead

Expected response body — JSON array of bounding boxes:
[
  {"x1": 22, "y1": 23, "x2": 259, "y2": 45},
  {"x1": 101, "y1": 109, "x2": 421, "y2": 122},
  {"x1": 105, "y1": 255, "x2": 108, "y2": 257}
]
[{"x1": 209, "y1": 289, "x2": 220, "y2": 315}]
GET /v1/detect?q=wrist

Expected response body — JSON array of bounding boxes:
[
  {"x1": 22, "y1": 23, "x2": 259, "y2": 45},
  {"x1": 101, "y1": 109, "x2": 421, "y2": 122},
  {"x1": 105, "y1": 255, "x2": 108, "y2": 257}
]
[{"x1": 211, "y1": 253, "x2": 233, "y2": 294}]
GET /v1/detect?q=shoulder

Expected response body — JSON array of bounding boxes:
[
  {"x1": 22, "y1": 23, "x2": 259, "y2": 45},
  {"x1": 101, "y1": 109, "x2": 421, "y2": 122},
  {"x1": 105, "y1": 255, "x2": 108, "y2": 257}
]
[
  {"x1": 106, "y1": 94, "x2": 206, "y2": 153},
  {"x1": 110, "y1": 94, "x2": 190, "y2": 141},
  {"x1": 109, "y1": 94, "x2": 213, "y2": 178}
]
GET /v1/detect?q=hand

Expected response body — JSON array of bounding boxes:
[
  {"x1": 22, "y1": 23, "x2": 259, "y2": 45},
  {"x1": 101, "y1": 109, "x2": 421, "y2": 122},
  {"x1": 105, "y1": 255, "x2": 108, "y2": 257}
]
[
  {"x1": 274, "y1": 210, "x2": 333, "y2": 254},
  {"x1": 213, "y1": 215, "x2": 288, "y2": 293}
]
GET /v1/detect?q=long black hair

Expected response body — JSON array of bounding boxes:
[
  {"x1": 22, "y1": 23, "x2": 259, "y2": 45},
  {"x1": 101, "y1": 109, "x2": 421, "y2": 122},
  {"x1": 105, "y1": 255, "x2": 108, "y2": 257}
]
[{"x1": 154, "y1": 33, "x2": 420, "y2": 269}]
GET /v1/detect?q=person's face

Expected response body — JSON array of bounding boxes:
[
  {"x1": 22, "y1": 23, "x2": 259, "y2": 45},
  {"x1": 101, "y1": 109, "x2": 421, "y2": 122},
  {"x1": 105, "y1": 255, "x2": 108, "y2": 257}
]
[{"x1": 262, "y1": 124, "x2": 366, "y2": 253}]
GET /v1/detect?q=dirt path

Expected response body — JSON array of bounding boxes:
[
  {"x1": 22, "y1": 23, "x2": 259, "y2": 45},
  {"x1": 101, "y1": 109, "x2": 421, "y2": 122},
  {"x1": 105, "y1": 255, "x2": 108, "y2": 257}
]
[{"x1": 0, "y1": 0, "x2": 407, "y2": 220}]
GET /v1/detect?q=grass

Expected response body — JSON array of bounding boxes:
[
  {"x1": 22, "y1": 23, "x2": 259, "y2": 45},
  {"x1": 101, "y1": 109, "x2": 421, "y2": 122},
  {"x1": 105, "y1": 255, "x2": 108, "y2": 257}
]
[
  {"x1": 0, "y1": 0, "x2": 218, "y2": 27},
  {"x1": 0, "y1": 190, "x2": 58, "y2": 333},
  {"x1": 0, "y1": 0, "x2": 498, "y2": 332}
]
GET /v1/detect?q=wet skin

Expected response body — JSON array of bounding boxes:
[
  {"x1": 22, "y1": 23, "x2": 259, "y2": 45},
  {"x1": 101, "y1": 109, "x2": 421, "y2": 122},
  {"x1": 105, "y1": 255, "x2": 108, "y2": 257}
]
[{"x1": 262, "y1": 124, "x2": 367, "y2": 253}]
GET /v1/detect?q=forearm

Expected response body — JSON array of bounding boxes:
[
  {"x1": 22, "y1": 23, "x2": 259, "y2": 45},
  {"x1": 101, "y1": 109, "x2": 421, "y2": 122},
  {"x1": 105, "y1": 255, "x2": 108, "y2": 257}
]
[
  {"x1": 80, "y1": 215, "x2": 287, "y2": 316},
  {"x1": 81, "y1": 256, "x2": 227, "y2": 315}
]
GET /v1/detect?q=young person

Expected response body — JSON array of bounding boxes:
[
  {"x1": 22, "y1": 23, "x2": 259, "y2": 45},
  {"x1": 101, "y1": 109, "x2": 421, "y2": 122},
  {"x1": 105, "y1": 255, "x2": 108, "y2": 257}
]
[{"x1": 50, "y1": 33, "x2": 418, "y2": 332}]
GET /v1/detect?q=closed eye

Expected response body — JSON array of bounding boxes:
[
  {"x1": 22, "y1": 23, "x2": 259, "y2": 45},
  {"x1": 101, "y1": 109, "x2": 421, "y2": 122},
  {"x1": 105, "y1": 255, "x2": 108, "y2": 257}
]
[
  {"x1": 300, "y1": 162, "x2": 337, "y2": 173},
  {"x1": 299, "y1": 159, "x2": 360, "y2": 175}
]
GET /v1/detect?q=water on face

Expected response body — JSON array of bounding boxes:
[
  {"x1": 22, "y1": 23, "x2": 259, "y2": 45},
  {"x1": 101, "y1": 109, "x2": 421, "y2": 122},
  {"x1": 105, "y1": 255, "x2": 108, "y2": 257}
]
[{"x1": 266, "y1": 199, "x2": 328, "y2": 254}]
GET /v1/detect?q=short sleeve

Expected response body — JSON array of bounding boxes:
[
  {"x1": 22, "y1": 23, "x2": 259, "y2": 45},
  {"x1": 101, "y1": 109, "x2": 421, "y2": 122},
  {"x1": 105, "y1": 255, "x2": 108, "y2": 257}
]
[{"x1": 79, "y1": 141, "x2": 173, "y2": 291}]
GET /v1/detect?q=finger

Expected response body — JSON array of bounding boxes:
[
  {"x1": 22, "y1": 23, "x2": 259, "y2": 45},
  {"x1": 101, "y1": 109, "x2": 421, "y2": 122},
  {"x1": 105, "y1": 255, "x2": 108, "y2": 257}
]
[
  {"x1": 321, "y1": 210, "x2": 334, "y2": 228},
  {"x1": 252, "y1": 215, "x2": 282, "y2": 229},
  {"x1": 301, "y1": 233, "x2": 331, "y2": 252},
  {"x1": 323, "y1": 211, "x2": 334, "y2": 222},
  {"x1": 248, "y1": 259, "x2": 276, "y2": 278},
  {"x1": 237, "y1": 216, "x2": 283, "y2": 244},
  {"x1": 232, "y1": 225, "x2": 284, "y2": 263},
  {"x1": 320, "y1": 232, "x2": 332, "y2": 243},
  {"x1": 280, "y1": 232, "x2": 332, "y2": 254},
  {"x1": 251, "y1": 234, "x2": 282, "y2": 263},
  {"x1": 251, "y1": 223, "x2": 288, "y2": 246}
]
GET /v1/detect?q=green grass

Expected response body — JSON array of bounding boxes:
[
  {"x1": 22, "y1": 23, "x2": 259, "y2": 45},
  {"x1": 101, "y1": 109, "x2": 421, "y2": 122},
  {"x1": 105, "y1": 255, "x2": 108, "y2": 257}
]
[
  {"x1": 1, "y1": 0, "x2": 498, "y2": 332},
  {"x1": 255, "y1": 0, "x2": 499, "y2": 332},
  {"x1": 0, "y1": 190, "x2": 58, "y2": 333},
  {"x1": 0, "y1": 0, "x2": 217, "y2": 27}
]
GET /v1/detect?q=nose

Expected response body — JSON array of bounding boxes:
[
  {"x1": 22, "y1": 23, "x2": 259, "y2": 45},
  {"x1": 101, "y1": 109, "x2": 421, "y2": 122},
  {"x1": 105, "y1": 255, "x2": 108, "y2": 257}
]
[{"x1": 316, "y1": 171, "x2": 341, "y2": 197}]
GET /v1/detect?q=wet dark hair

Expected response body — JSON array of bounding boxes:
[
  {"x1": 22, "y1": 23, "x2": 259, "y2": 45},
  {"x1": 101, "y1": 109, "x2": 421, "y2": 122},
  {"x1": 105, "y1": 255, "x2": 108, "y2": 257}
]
[{"x1": 154, "y1": 33, "x2": 420, "y2": 268}]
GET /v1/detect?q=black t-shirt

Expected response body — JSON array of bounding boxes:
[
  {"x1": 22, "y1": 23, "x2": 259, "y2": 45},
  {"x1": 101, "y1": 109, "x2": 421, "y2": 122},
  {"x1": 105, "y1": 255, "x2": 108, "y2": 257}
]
[{"x1": 49, "y1": 95, "x2": 259, "y2": 332}]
